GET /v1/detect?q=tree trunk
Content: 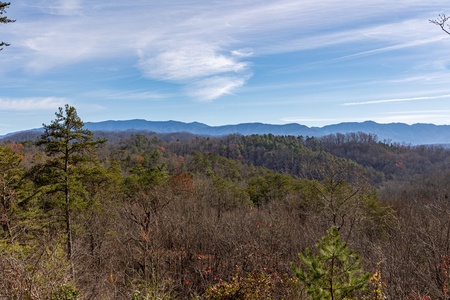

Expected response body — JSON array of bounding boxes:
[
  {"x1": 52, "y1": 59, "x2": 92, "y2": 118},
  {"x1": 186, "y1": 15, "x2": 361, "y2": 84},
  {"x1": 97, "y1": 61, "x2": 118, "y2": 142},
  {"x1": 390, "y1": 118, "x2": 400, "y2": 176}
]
[{"x1": 65, "y1": 149, "x2": 75, "y2": 279}]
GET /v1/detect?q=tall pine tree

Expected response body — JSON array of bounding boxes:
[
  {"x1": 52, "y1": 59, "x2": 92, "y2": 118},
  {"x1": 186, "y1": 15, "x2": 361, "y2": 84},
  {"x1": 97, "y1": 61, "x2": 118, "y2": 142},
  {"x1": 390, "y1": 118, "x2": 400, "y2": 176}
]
[{"x1": 34, "y1": 105, "x2": 106, "y2": 277}]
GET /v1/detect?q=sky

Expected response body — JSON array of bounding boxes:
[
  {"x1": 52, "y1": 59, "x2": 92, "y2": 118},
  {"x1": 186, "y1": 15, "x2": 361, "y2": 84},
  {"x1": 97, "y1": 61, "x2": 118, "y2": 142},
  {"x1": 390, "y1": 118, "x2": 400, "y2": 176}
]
[{"x1": 1, "y1": 1, "x2": 450, "y2": 135}]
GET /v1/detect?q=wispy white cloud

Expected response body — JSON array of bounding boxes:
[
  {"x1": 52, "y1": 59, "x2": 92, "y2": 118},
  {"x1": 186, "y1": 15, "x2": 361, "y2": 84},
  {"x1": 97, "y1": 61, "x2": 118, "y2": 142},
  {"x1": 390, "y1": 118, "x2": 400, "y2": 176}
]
[
  {"x1": 48, "y1": 0, "x2": 83, "y2": 16},
  {"x1": 326, "y1": 36, "x2": 445, "y2": 63},
  {"x1": 187, "y1": 75, "x2": 250, "y2": 101},
  {"x1": 231, "y1": 48, "x2": 254, "y2": 58},
  {"x1": 135, "y1": 39, "x2": 252, "y2": 100},
  {"x1": 343, "y1": 98, "x2": 404, "y2": 106},
  {"x1": 3, "y1": 0, "x2": 450, "y2": 101},
  {"x1": 343, "y1": 94, "x2": 450, "y2": 106},
  {"x1": 0, "y1": 97, "x2": 67, "y2": 111},
  {"x1": 382, "y1": 109, "x2": 450, "y2": 115},
  {"x1": 138, "y1": 42, "x2": 248, "y2": 81},
  {"x1": 382, "y1": 75, "x2": 442, "y2": 84},
  {"x1": 84, "y1": 89, "x2": 168, "y2": 101}
]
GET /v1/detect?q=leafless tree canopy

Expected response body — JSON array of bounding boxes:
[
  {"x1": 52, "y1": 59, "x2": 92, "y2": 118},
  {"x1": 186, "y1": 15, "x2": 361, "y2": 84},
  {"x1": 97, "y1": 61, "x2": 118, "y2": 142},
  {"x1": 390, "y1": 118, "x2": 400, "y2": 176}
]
[{"x1": 430, "y1": 14, "x2": 450, "y2": 35}]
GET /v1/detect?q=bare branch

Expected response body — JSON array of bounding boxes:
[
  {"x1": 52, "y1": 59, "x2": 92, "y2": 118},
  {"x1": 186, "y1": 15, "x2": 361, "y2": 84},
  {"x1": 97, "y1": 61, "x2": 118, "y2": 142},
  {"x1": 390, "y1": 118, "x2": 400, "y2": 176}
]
[{"x1": 430, "y1": 14, "x2": 450, "y2": 35}]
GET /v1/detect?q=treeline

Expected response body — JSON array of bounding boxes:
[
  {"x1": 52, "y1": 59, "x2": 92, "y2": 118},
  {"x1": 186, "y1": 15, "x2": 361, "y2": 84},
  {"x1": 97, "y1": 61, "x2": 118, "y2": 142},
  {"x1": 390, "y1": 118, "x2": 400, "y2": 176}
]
[{"x1": 1, "y1": 107, "x2": 450, "y2": 299}]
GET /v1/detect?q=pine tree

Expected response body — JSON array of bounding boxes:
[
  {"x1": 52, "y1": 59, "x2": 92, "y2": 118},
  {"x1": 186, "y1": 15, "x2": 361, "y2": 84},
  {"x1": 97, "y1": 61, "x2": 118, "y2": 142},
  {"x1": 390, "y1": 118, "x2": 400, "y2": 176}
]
[
  {"x1": 0, "y1": 2, "x2": 15, "y2": 50},
  {"x1": 291, "y1": 226, "x2": 370, "y2": 300},
  {"x1": 34, "y1": 105, "x2": 106, "y2": 277}
]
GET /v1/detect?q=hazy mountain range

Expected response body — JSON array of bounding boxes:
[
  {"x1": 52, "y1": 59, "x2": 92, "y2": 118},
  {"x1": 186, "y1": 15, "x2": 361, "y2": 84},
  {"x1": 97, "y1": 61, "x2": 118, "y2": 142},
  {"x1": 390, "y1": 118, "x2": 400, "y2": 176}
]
[{"x1": 2, "y1": 120, "x2": 450, "y2": 145}]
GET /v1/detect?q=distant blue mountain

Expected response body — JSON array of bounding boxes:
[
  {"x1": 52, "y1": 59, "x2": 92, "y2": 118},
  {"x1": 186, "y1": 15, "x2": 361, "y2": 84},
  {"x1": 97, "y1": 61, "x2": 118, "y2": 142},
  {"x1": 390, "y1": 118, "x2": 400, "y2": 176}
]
[
  {"x1": 81, "y1": 119, "x2": 450, "y2": 145},
  {"x1": 2, "y1": 120, "x2": 450, "y2": 145},
  {"x1": 78, "y1": 119, "x2": 314, "y2": 136}
]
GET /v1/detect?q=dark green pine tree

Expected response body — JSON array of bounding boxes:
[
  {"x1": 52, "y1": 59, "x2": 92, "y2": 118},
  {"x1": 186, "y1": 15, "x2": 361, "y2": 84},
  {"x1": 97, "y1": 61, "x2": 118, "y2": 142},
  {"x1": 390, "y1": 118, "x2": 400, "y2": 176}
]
[
  {"x1": 35, "y1": 105, "x2": 106, "y2": 276},
  {"x1": 291, "y1": 226, "x2": 370, "y2": 300},
  {"x1": 0, "y1": 2, "x2": 15, "y2": 50}
]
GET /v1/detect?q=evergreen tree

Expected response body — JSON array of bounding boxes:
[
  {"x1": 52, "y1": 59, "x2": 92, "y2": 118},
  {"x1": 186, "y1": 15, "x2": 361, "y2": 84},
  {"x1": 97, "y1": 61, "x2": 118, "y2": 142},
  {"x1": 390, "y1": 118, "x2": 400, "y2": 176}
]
[
  {"x1": 0, "y1": 2, "x2": 15, "y2": 50},
  {"x1": 34, "y1": 105, "x2": 106, "y2": 274},
  {"x1": 291, "y1": 226, "x2": 370, "y2": 300}
]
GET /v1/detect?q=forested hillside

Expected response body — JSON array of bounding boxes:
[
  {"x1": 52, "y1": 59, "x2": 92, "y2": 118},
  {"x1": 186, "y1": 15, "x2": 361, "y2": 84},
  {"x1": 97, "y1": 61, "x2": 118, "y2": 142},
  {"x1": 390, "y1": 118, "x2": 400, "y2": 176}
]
[{"x1": 2, "y1": 106, "x2": 450, "y2": 299}]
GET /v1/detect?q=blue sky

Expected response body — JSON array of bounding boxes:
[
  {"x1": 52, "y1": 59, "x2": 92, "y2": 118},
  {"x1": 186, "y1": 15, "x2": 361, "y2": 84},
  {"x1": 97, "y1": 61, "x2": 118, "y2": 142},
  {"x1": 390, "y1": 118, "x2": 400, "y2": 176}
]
[{"x1": 1, "y1": 1, "x2": 450, "y2": 135}]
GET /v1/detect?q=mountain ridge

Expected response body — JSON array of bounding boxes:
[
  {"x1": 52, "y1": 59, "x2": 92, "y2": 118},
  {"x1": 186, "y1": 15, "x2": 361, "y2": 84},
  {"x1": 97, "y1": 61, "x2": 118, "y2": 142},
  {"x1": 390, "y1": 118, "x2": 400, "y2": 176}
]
[{"x1": 2, "y1": 119, "x2": 450, "y2": 145}]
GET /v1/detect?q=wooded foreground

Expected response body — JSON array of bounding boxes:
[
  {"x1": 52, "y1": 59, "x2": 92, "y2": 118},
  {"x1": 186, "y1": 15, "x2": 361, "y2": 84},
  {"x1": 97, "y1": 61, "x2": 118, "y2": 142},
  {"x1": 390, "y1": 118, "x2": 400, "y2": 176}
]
[{"x1": 1, "y1": 106, "x2": 450, "y2": 299}]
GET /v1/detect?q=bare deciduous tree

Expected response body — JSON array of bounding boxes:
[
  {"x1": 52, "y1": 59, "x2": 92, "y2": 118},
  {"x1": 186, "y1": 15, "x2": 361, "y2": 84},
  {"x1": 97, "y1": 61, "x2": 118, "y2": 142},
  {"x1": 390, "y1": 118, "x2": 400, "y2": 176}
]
[{"x1": 430, "y1": 14, "x2": 450, "y2": 35}]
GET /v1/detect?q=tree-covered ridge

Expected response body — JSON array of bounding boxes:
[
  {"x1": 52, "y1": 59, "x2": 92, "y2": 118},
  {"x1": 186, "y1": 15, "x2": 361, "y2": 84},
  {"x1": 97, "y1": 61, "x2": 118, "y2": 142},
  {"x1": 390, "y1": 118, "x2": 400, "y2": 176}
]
[
  {"x1": 1, "y1": 107, "x2": 450, "y2": 299},
  {"x1": 318, "y1": 132, "x2": 450, "y2": 181},
  {"x1": 4, "y1": 128, "x2": 449, "y2": 185}
]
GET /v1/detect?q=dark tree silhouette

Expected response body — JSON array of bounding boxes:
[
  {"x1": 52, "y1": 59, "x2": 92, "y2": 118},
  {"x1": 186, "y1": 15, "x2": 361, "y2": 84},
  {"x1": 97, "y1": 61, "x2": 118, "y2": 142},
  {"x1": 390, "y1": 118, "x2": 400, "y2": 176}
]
[
  {"x1": 430, "y1": 14, "x2": 450, "y2": 35},
  {"x1": 0, "y1": 2, "x2": 15, "y2": 50}
]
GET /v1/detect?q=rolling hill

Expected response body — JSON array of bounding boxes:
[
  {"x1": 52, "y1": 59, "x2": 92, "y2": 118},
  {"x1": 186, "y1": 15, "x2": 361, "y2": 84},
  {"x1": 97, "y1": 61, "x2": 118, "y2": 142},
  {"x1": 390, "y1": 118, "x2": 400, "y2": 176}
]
[{"x1": 2, "y1": 120, "x2": 450, "y2": 145}]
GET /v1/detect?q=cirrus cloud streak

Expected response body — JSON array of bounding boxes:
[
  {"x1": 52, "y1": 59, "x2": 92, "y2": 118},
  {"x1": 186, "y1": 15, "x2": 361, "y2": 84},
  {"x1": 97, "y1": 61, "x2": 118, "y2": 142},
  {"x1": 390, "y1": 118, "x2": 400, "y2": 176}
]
[
  {"x1": 343, "y1": 94, "x2": 450, "y2": 106},
  {"x1": 0, "y1": 97, "x2": 68, "y2": 111}
]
